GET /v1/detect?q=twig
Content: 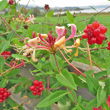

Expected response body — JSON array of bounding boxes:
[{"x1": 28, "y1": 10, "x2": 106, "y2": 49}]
[
  {"x1": 68, "y1": 88, "x2": 77, "y2": 105},
  {"x1": 0, "y1": 15, "x2": 23, "y2": 40},
  {"x1": 77, "y1": 47, "x2": 107, "y2": 58},
  {"x1": 84, "y1": 56, "x2": 103, "y2": 71},
  {"x1": 59, "y1": 49, "x2": 86, "y2": 78},
  {"x1": 79, "y1": 6, "x2": 110, "y2": 22},
  {"x1": 87, "y1": 42, "x2": 94, "y2": 77}
]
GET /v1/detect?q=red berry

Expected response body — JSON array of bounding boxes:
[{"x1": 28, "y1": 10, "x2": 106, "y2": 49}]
[
  {"x1": 84, "y1": 28, "x2": 89, "y2": 33},
  {"x1": 33, "y1": 80, "x2": 39, "y2": 86},
  {"x1": 8, "y1": 92, "x2": 11, "y2": 96},
  {"x1": 33, "y1": 91, "x2": 38, "y2": 95},
  {"x1": 98, "y1": 34, "x2": 105, "y2": 40},
  {"x1": 96, "y1": 39, "x2": 103, "y2": 45},
  {"x1": 0, "y1": 95, "x2": 3, "y2": 98},
  {"x1": 107, "y1": 46, "x2": 110, "y2": 50},
  {"x1": 7, "y1": 51, "x2": 11, "y2": 55},
  {"x1": 38, "y1": 92, "x2": 41, "y2": 96},
  {"x1": 30, "y1": 86, "x2": 35, "y2": 91},
  {"x1": 99, "y1": 25, "x2": 107, "y2": 34},
  {"x1": 0, "y1": 87, "x2": 4, "y2": 91},
  {"x1": 2, "y1": 97, "x2": 7, "y2": 100},
  {"x1": 82, "y1": 33, "x2": 89, "y2": 39},
  {"x1": 0, "y1": 99, "x2": 3, "y2": 103},
  {"x1": 4, "y1": 88, "x2": 7, "y2": 92},
  {"x1": 39, "y1": 87, "x2": 43, "y2": 91},
  {"x1": 108, "y1": 42, "x2": 110, "y2": 46},
  {"x1": 87, "y1": 24, "x2": 92, "y2": 29},
  {"x1": 92, "y1": 21, "x2": 100, "y2": 28},
  {"x1": 0, "y1": 90, "x2": 5, "y2": 94},
  {"x1": 39, "y1": 81, "x2": 43, "y2": 84},
  {"x1": 93, "y1": 28, "x2": 100, "y2": 36},
  {"x1": 3, "y1": 92, "x2": 8, "y2": 98}
]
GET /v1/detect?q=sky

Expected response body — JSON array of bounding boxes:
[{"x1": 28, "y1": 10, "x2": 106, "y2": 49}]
[{"x1": 18, "y1": 0, "x2": 110, "y2": 7}]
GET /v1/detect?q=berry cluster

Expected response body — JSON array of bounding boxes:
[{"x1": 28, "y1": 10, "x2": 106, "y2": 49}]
[
  {"x1": 0, "y1": 87, "x2": 11, "y2": 103},
  {"x1": 30, "y1": 80, "x2": 44, "y2": 96},
  {"x1": 1, "y1": 51, "x2": 11, "y2": 59},
  {"x1": 107, "y1": 42, "x2": 110, "y2": 50},
  {"x1": 82, "y1": 21, "x2": 107, "y2": 45},
  {"x1": 8, "y1": 0, "x2": 14, "y2": 5}
]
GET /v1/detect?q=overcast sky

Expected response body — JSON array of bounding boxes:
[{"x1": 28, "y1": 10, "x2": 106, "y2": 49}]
[{"x1": 17, "y1": 0, "x2": 110, "y2": 7}]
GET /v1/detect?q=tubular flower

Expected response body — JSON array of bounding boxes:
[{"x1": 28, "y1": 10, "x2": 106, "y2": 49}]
[
  {"x1": 25, "y1": 15, "x2": 35, "y2": 23},
  {"x1": 105, "y1": 95, "x2": 110, "y2": 108},
  {"x1": 74, "y1": 38, "x2": 80, "y2": 56},
  {"x1": 93, "y1": 106, "x2": 105, "y2": 110}
]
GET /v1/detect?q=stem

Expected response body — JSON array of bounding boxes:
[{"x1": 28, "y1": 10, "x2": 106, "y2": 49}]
[
  {"x1": 84, "y1": 56, "x2": 103, "y2": 71},
  {"x1": 87, "y1": 42, "x2": 94, "y2": 77},
  {"x1": 53, "y1": 53, "x2": 60, "y2": 73},
  {"x1": 79, "y1": 6, "x2": 110, "y2": 22},
  {"x1": 5, "y1": 62, "x2": 11, "y2": 67},
  {"x1": 42, "y1": 12, "x2": 47, "y2": 33},
  {"x1": 59, "y1": 49, "x2": 86, "y2": 78},
  {"x1": 68, "y1": 88, "x2": 77, "y2": 105},
  {"x1": 0, "y1": 15, "x2": 23, "y2": 40},
  {"x1": 77, "y1": 47, "x2": 107, "y2": 58},
  {"x1": 53, "y1": 52, "x2": 78, "y2": 105},
  {"x1": 47, "y1": 75, "x2": 49, "y2": 92}
]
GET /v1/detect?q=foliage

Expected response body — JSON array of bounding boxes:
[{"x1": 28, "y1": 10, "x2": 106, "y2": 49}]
[{"x1": 0, "y1": 0, "x2": 110, "y2": 110}]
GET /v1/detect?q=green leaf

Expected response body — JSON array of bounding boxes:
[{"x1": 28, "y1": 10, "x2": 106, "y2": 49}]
[
  {"x1": 67, "y1": 10, "x2": 74, "y2": 23},
  {"x1": 0, "y1": 79, "x2": 6, "y2": 87},
  {"x1": 5, "y1": 69, "x2": 20, "y2": 77},
  {"x1": 104, "y1": 78, "x2": 110, "y2": 97},
  {"x1": 72, "y1": 74, "x2": 87, "y2": 88},
  {"x1": 37, "y1": 90, "x2": 68, "y2": 108},
  {"x1": 86, "y1": 75, "x2": 100, "y2": 95},
  {"x1": 84, "y1": 70, "x2": 94, "y2": 76},
  {"x1": 67, "y1": 88, "x2": 77, "y2": 102},
  {"x1": 7, "y1": 31, "x2": 15, "y2": 41},
  {"x1": 49, "y1": 54, "x2": 56, "y2": 70},
  {"x1": 0, "y1": 56, "x2": 5, "y2": 72},
  {"x1": 7, "y1": 97, "x2": 18, "y2": 107},
  {"x1": 90, "y1": 6, "x2": 98, "y2": 12},
  {"x1": 9, "y1": 77, "x2": 22, "y2": 83},
  {"x1": 86, "y1": 98, "x2": 97, "y2": 110},
  {"x1": 75, "y1": 104, "x2": 85, "y2": 110},
  {"x1": 107, "y1": 65, "x2": 110, "y2": 75},
  {"x1": 47, "y1": 10, "x2": 54, "y2": 19},
  {"x1": 14, "y1": 84, "x2": 24, "y2": 94},
  {"x1": 97, "y1": 86, "x2": 106, "y2": 107},
  {"x1": 0, "y1": 0, "x2": 7, "y2": 10},
  {"x1": 56, "y1": 69, "x2": 77, "y2": 90},
  {"x1": 94, "y1": 70, "x2": 107, "y2": 79},
  {"x1": 12, "y1": 54, "x2": 28, "y2": 61},
  {"x1": 88, "y1": 16, "x2": 95, "y2": 24},
  {"x1": 0, "y1": 41, "x2": 10, "y2": 53}
]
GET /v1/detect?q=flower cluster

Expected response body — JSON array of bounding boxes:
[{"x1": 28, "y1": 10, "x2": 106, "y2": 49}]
[
  {"x1": 22, "y1": 24, "x2": 79, "y2": 62},
  {"x1": 1, "y1": 51, "x2": 11, "y2": 59},
  {"x1": 0, "y1": 87, "x2": 11, "y2": 103},
  {"x1": 107, "y1": 42, "x2": 110, "y2": 50},
  {"x1": 44, "y1": 4, "x2": 50, "y2": 11},
  {"x1": 30, "y1": 80, "x2": 44, "y2": 96},
  {"x1": 82, "y1": 21, "x2": 107, "y2": 45}
]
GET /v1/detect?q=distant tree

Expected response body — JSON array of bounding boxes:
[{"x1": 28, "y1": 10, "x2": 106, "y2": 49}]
[{"x1": 32, "y1": 7, "x2": 42, "y2": 17}]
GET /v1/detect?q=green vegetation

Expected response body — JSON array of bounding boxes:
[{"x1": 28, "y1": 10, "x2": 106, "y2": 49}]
[{"x1": 34, "y1": 13, "x2": 110, "y2": 69}]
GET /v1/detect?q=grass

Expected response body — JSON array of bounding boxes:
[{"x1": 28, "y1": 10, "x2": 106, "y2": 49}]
[{"x1": 33, "y1": 13, "x2": 110, "y2": 69}]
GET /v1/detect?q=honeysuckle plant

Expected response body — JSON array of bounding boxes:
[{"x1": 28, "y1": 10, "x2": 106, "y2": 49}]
[{"x1": 0, "y1": 0, "x2": 110, "y2": 110}]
